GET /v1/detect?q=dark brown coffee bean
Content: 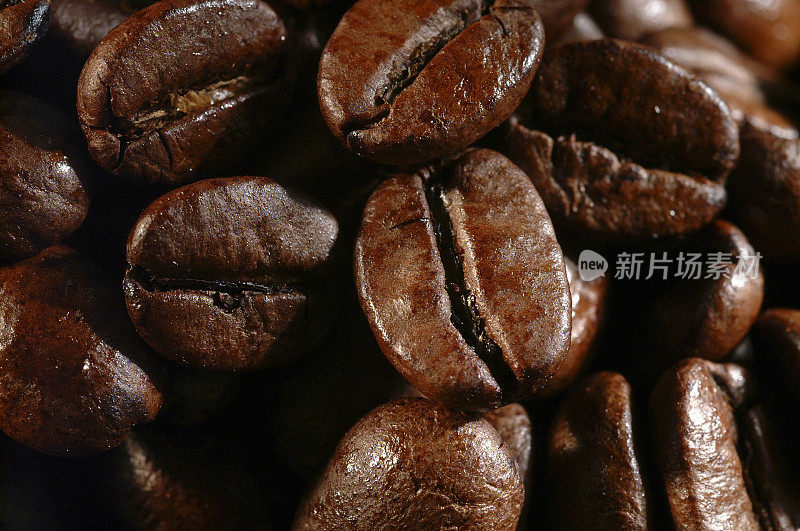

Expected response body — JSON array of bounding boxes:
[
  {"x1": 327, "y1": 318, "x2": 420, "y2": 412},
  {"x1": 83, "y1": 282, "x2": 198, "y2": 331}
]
[
  {"x1": 49, "y1": 0, "x2": 149, "y2": 58},
  {"x1": 650, "y1": 358, "x2": 800, "y2": 530},
  {"x1": 124, "y1": 176, "x2": 339, "y2": 371},
  {"x1": 355, "y1": 149, "x2": 571, "y2": 411},
  {"x1": 689, "y1": 0, "x2": 800, "y2": 70},
  {"x1": 293, "y1": 398, "x2": 524, "y2": 530},
  {"x1": 651, "y1": 220, "x2": 764, "y2": 363},
  {"x1": 752, "y1": 309, "x2": 800, "y2": 411},
  {"x1": 113, "y1": 425, "x2": 279, "y2": 529},
  {"x1": 0, "y1": 246, "x2": 165, "y2": 455},
  {"x1": 531, "y1": 0, "x2": 590, "y2": 42},
  {"x1": 503, "y1": 39, "x2": 739, "y2": 241},
  {"x1": 0, "y1": 91, "x2": 91, "y2": 263},
  {"x1": 0, "y1": 0, "x2": 49, "y2": 75},
  {"x1": 548, "y1": 372, "x2": 648, "y2": 529},
  {"x1": 77, "y1": 0, "x2": 291, "y2": 186},
  {"x1": 588, "y1": 0, "x2": 692, "y2": 41},
  {"x1": 318, "y1": 0, "x2": 545, "y2": 165}
]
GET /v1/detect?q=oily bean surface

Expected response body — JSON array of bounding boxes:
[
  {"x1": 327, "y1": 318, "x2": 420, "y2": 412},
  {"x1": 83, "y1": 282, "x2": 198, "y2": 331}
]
[{"x1": 0, "y1": 0, "x2": 50, "y2": 74}]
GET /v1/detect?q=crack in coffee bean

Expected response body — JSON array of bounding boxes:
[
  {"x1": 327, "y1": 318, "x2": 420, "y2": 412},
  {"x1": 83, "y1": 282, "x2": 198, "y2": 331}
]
[
  {"x1": 128, "y1": 265, "x2": 305, "y2": 299},
  {"x1": 423, "y1": 174, "x2": 518, "y2": 398}
]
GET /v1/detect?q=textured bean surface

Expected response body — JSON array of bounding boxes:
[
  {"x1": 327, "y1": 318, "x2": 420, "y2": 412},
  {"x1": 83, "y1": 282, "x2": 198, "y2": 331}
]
[{"x1": 0, "y1": 0, "x2": 50, "y2": 74}]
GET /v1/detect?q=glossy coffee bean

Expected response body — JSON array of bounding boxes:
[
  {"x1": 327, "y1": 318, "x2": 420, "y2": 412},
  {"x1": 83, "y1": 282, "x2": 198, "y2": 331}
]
[
  {"x1": 0, "y1": 246, "x2": 165, "y2": 455},
  {"x1": 124, "y1": 176, "x2": 339, "y2": 371},
  {"x1": 752, "y1": 309, "x2": 800, "y2": 411},
  {"x1": 588, "y1": 0, "x2": 692, "y2": 41},
  {"x1": 355, "y1": 149, "x2": 571, "y2": 411},
  {"x1": 540, "y1": 255, "x2": 606, "y2": 398},
  {"x1": 651, "y1": 358, "x2": 800, "y2": 529},
  {"x1": 0, "y1": 91, "x2": 92, "y2": 263},
  {"x1": 112, "y1": 425, "x2": 279, "y2": 529},
  {"x1": 548, "y1": 372, "x2": 648, "y2": 529},
  {"x1": 503, "y1": 39, "x2": 739, "y2": 241},
  {"x1": 689, "y1": 0, "x2": 800, "y2": 70},
  {"x1": 77, "y1": 0, "x2": 291, "y2": 186},
  {"x1": 293, "y1": 398, "x2": 524, "y2": 530},
  {"x1": 49, "y1": 0, "x2": 151, "y2": 58},
  {"x1": 651, "y1": 220, "x2": 764, "y2": 363},
  {"x1": 318, "y1": 0, "x2": 545, "y2": 165},
  {"x1": 0, "y1": 0, "x2": 49, "y2": 75}
]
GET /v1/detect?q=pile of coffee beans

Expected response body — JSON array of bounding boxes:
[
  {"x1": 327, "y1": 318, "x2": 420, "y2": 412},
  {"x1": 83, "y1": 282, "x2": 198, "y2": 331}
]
[{"x1": 1, "y1": 0, "x2": 799, "y2": 528}]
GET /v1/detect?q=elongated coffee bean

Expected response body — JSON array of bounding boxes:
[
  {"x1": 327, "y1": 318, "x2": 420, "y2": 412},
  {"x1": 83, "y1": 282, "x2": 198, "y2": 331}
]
[
  {"x1": 0, "y1": 91, "x2": 92, "y2": 263},
  {"x1": 124, "y1": 176, "x2": 339, "y2": 371},
  {"x1": 0, "y1": 246, "x2": 165, "y2": 455},
  {"x1": 293, "y1": 398, "x2": 524, "y2": 530},
  {"x1": 0, "y1": 0, "x2": 49, "y2": 74},
  {"x1": 318, "y1": 0, "x2": 544, "y2": 165},
  {"x1": 355, "y1": 149, "x2": 571, "y2": 411},
  {"x1": 77, "y1": 0, "x2": 290, "y2": 186},
  {"x1": 503, "y1": 39, "x2": 739, "y2": 241}
]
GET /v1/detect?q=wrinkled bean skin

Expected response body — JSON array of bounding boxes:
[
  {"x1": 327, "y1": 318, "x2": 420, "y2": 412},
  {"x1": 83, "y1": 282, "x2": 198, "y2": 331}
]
[
  {"x1": 293, "y1": 398, "x2": 524, "y2": 530},
  {"x1": 124, "y1": 176, "x2": 339, "y2": 371},
  {"x1": 0, "y1": 0, "x2": 50, "y2": 74},
  {"x1": 689, "y1": 0, "x2": 800, "y2": 70},
  {"x1": 77, "y1": 0, "x2": 290, "y2": 186},
  {"x1": 318, "y1": 0, "x2": 545, "y2": 165},
  {"x1": 0, "y1": 246, "x2": 165, "y2": 455},
  {"x1": 651, "y1": 220, "x2": 764, "y2": 363},
  {"x1": 589, "y1": 0, "x2": 693, "y2": 41},
  {"x1": 503, "y1": 39, "x2": 739, "y2": 241},
  {"x1": 548, "y1": 372, "x2": 648, "y2": 529},
  {"x1": 355, "y1": 149, "x2": 571, "y2": 411},
  {"x1": 0, "y1": 91, "x2": 91, "y2": 263}
]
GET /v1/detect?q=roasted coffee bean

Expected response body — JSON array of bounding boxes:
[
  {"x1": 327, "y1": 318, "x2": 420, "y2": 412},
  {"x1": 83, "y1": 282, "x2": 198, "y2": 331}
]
[
  {"x1": 293, "y1": 398, "x2": 524, "y2": 530},
  {"x1": 124, "y1": 176, "x2": 339, "y2": 371},
  {"x1": 651, "y1": 358, "x2": 800, "y2": 529},
  {"x1": 355, "y1": 149, "x2": 571, "y2": 411},
  {"x1": 588, "y1": 0, "x2": 692, "y2": 41},
  {"x1": 502, "y1": 39, "x2": 739, "y2": 241},
  {"x1": 77, "y1": 0, "x2": 291, "y2": 186},
  {"x1": 318, "y1": 0, "x2": 545, "y2": 165},
  {"x1": 552, "y1": 11, "x2": 604, "y2": 46},
  {"x1": 752, "y1": 309, "x2": 800, "y2": 411},
  {"x1": 548, "y1": 372, "x2": 648, "y2": 529},
  {"x1": 49, "y1": 0, "x2": 151, "y2": 58},
  {"x1": 531, "y1": 0, "x2": 589, "y2": 41},
  {"x1": 0, "y1": 0, "x2": 49, "y2": 75},
  {"x1": 0, "y1": 246, "x2": 165, "y2": 455},
  {"x1": 483, "y1": 403, "x2": 532, "y2": 479},
  {"x1": 540, "y1": 256, "x2": 607, "y2": 398},
  {"x1": 689, "y1": 0, "x2": 800, "y2": 70},
  {"x1": 651, "y1": 220, "x2": 764, "y2": 363},
  {"x1": 112, "y1": 425, "x2": 279, "y2": 529},
  {"x1": 0, "y1": 91, "x2": 92, "y2": 263}
]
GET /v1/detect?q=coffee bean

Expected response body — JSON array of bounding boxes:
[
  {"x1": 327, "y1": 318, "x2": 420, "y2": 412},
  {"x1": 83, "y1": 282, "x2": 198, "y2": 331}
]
[
  {"x1": 651, "y1": 220, "x2": 764, "y2": 363},
  {"x1": 502, "y1": 39, "x2": 739, "y2": 241},
  {"x1": 531, "y1": 0, "x2": 589, "y2": 41},
  {"x1": 483, "y1": 403, "x2": 532, "y2": 479},
  {"x1": 539, "y1": 255, "x2": 607, "y2": 398},
  {"x1": 293, "y1": 398, "x2": 524, "y2": 530},
  {"x1": 49, "y1": 0, "x2": 150, "y2": 58},
  {"x1": 124, "y1": 176, "x2": 339, "y2": 371},
  {"x1": 0, "y1": 0, "x2": 50, "y2": 75},
  {"x1": 552, "y1": 11, "x2": 604, "y2": 46},
  {"x1": 355, "y1": 149, "x2": 571, "y2": 411},
  {"x1": 548, "y1": 372, "x2": 648, "y2": 529},
  {"x1": 688, "y1": 0, "x2": 800, "y2": 70},
  {"x1": 318, "y1": 0, "x2": 545, "y2": 165},
  {"x1": 588, "y1": 0, "x2": 693, "y2": 41},
  {"x1": 651, "y1": 358, "x2": 800, "y2": 529},
  {"x1": 752, "y1": 309, "x2": 800, "y2": 411},
  {"x1": 0, "y1": 90, "x2": 92, "y2": 263},
  {"x1": 0, "y1": 246, "x2": 165, "y2": 455},
  {"x1": 77, "y1": 0, "x2": 291, "y2": 186}
]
